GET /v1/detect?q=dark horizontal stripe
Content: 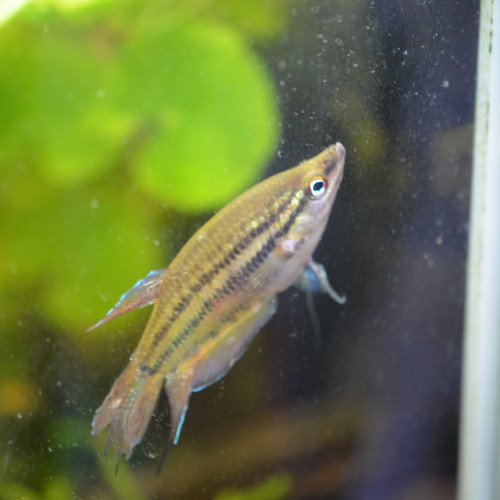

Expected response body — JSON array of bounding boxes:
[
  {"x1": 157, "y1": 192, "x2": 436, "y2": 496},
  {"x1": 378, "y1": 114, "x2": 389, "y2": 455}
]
[
  {"x1": 147, "y1": 192, "x2": 295, "y2": 353},
  {"x1": 151, "y1": 191, "x2": 307, "y2": 371},
  {"x1": 140, "y1": 363, "x2": 157, "y2": 375},
  {"x1": 151, "y1": 231, "x2": 278, "y2": 371}
]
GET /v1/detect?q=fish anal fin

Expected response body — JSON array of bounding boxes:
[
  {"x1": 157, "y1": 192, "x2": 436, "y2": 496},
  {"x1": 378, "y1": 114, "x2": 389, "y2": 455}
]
[
  {"x1": 192, "y1": 297, "x2": 278, "y2": 392},
  {"x1": 164, "y1": 372, "x2": 193, "y2": 447},
  {"x1": 153, "y1": 370, "x2": 193, "y2": 473},
  {"x1": 157, "y1": 298, "x2": 277, "y2": 470},
  {"x1": 87, "y1": 268, "x2": 166, "y2": 331}
]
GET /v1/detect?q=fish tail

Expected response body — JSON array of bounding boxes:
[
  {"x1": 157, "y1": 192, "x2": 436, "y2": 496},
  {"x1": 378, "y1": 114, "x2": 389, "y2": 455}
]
[{"x1": 92, "y1": 363, "x2": 164, "y2": 469}]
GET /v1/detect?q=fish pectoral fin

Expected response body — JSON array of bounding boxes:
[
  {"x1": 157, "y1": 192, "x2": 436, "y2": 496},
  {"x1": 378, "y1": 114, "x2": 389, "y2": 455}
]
[
  {"x1": 295, "y1": 259, "x2": 346, "y2": 304},
  {"x1": 87, "y1": 268, "x2": 166, "y2": 331},
  {"x1": 191, "y1": 297, "x2": 278, "y2": 393}
]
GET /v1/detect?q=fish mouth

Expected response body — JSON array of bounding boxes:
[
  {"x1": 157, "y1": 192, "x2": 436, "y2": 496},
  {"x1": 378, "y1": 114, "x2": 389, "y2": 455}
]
[
  {"x1": 321, "y1": 142, "x2": 345, "y2": 177},
  {"x1": 325, "y1": 142, "x2": 345, "y2": 192},
  {"x1": 334, "y1": 142, "x2": 346, "y2": 163}
]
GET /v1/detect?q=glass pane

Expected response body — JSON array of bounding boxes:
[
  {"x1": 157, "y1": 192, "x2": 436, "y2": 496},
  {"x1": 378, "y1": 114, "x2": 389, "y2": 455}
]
[{"x1": 0, "y1": 0, "x2": 477, "y2": 498}]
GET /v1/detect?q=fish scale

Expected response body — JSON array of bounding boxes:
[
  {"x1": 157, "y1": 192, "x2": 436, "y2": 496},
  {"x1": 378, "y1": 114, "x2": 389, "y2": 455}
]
[
  {"x1": 89, "y1": 143, "x2": 346, "y2": 469},
  {"x1": 139, "y1": 190, "x2": 301, "y2": 368}
]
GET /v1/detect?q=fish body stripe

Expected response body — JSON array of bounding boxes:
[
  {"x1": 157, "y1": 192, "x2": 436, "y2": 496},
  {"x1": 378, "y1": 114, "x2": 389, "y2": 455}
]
[
  {"x1": 146, "y1": 195, "x2": 292, "y2": 354},
  {"x1": 146, "y1": 191, "x2": 296, "y2": 354},
  {"x1": 150, "y1": 191, "x2": 307, "y2": 371}
]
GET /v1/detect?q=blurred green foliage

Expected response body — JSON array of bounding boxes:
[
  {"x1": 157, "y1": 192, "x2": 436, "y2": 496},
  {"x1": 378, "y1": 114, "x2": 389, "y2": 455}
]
[
  {"x1": 124, "y1": 19, "x2": 277, "y2": 211},
  {"x1": 0, "y1": 0, "x2": 281, "y2": 497},
  {"x1": 0, "y1": 0, "x2": 278, "y2": 333},
  {"x1": 214, "y1": 473, "x2": 293, "y2": 500}
]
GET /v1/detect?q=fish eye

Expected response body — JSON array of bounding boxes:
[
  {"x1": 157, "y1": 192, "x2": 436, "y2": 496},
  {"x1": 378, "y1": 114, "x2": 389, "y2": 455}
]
[{"x1": 306, "y1": 175, "x2": 328, "y2": 199}]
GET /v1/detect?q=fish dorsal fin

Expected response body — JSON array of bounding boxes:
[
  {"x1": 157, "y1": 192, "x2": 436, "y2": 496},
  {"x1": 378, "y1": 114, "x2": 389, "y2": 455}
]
[{"x1": 87, "y1": 269, "x2": 166, "y2": 331}]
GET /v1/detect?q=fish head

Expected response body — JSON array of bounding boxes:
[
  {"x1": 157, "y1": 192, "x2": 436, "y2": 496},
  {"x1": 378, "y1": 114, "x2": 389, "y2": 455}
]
[
  {"x1": 282, "y1": 142, "x2": 345, "y2": 248},
  {"x1": 297, "y1": 142, "x2": 345, "y2": 223}
]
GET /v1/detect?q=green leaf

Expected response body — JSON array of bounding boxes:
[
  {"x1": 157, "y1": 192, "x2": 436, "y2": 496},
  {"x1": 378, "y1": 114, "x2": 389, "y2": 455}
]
[
  {"x1": 43, "y1": 477, "x2": 74, "y2": 500},
  {"x1": 0, "y1": 482, "x2": 41, "y2": 500},
  {"x1": 214, "y1": 473, "x2": 293, "y2": 500},
  {"x1": 0, "y1": 183, "x2": 163, "y2": 332},
  {"x1": 0, "y1": 19, "x2": 127, "y2": 187},
  {"x1": 39, "y1": 188, "x2": 163, "y2": 332},
  {"x1": 0, "y1": 6, "x2": 278, "y2": 211},
  {"x1": 120, "y1": 20, "x2": 278, "y2": 212},
  {"x1": 207, "y1": 0, "x2": 288, "y2": 41}
]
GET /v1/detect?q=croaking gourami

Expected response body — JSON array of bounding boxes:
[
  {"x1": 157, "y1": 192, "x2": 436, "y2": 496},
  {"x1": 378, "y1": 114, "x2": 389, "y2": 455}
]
[{"x1": 89, "y1": 143, "x2": 346, "y2": 469}]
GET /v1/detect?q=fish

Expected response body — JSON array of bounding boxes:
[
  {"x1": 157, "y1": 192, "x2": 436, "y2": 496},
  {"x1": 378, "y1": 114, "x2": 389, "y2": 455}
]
[{"x1": 89, "y1": 143, "x2": 346, "y2": 469}]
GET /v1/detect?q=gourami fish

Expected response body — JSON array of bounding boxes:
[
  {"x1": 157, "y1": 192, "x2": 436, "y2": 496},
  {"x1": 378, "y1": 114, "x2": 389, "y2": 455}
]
[{"x1": 89, "y1": 143, "x2": 346, "y2": 468}]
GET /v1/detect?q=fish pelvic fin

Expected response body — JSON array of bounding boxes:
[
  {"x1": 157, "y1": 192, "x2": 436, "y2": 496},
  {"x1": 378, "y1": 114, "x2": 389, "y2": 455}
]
[
  {"x1": 295, "y1": 259, "x2": 346, "y2": 304},
  {"x1": 86, "y1": 268, "x2": 166, "y2": 332},
  {"x1": 92, "y1": 363, "x2": 164, "y2": 471},
  {"x1": 294, "y1": 259, "x2": 345, "y2": 350}
]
